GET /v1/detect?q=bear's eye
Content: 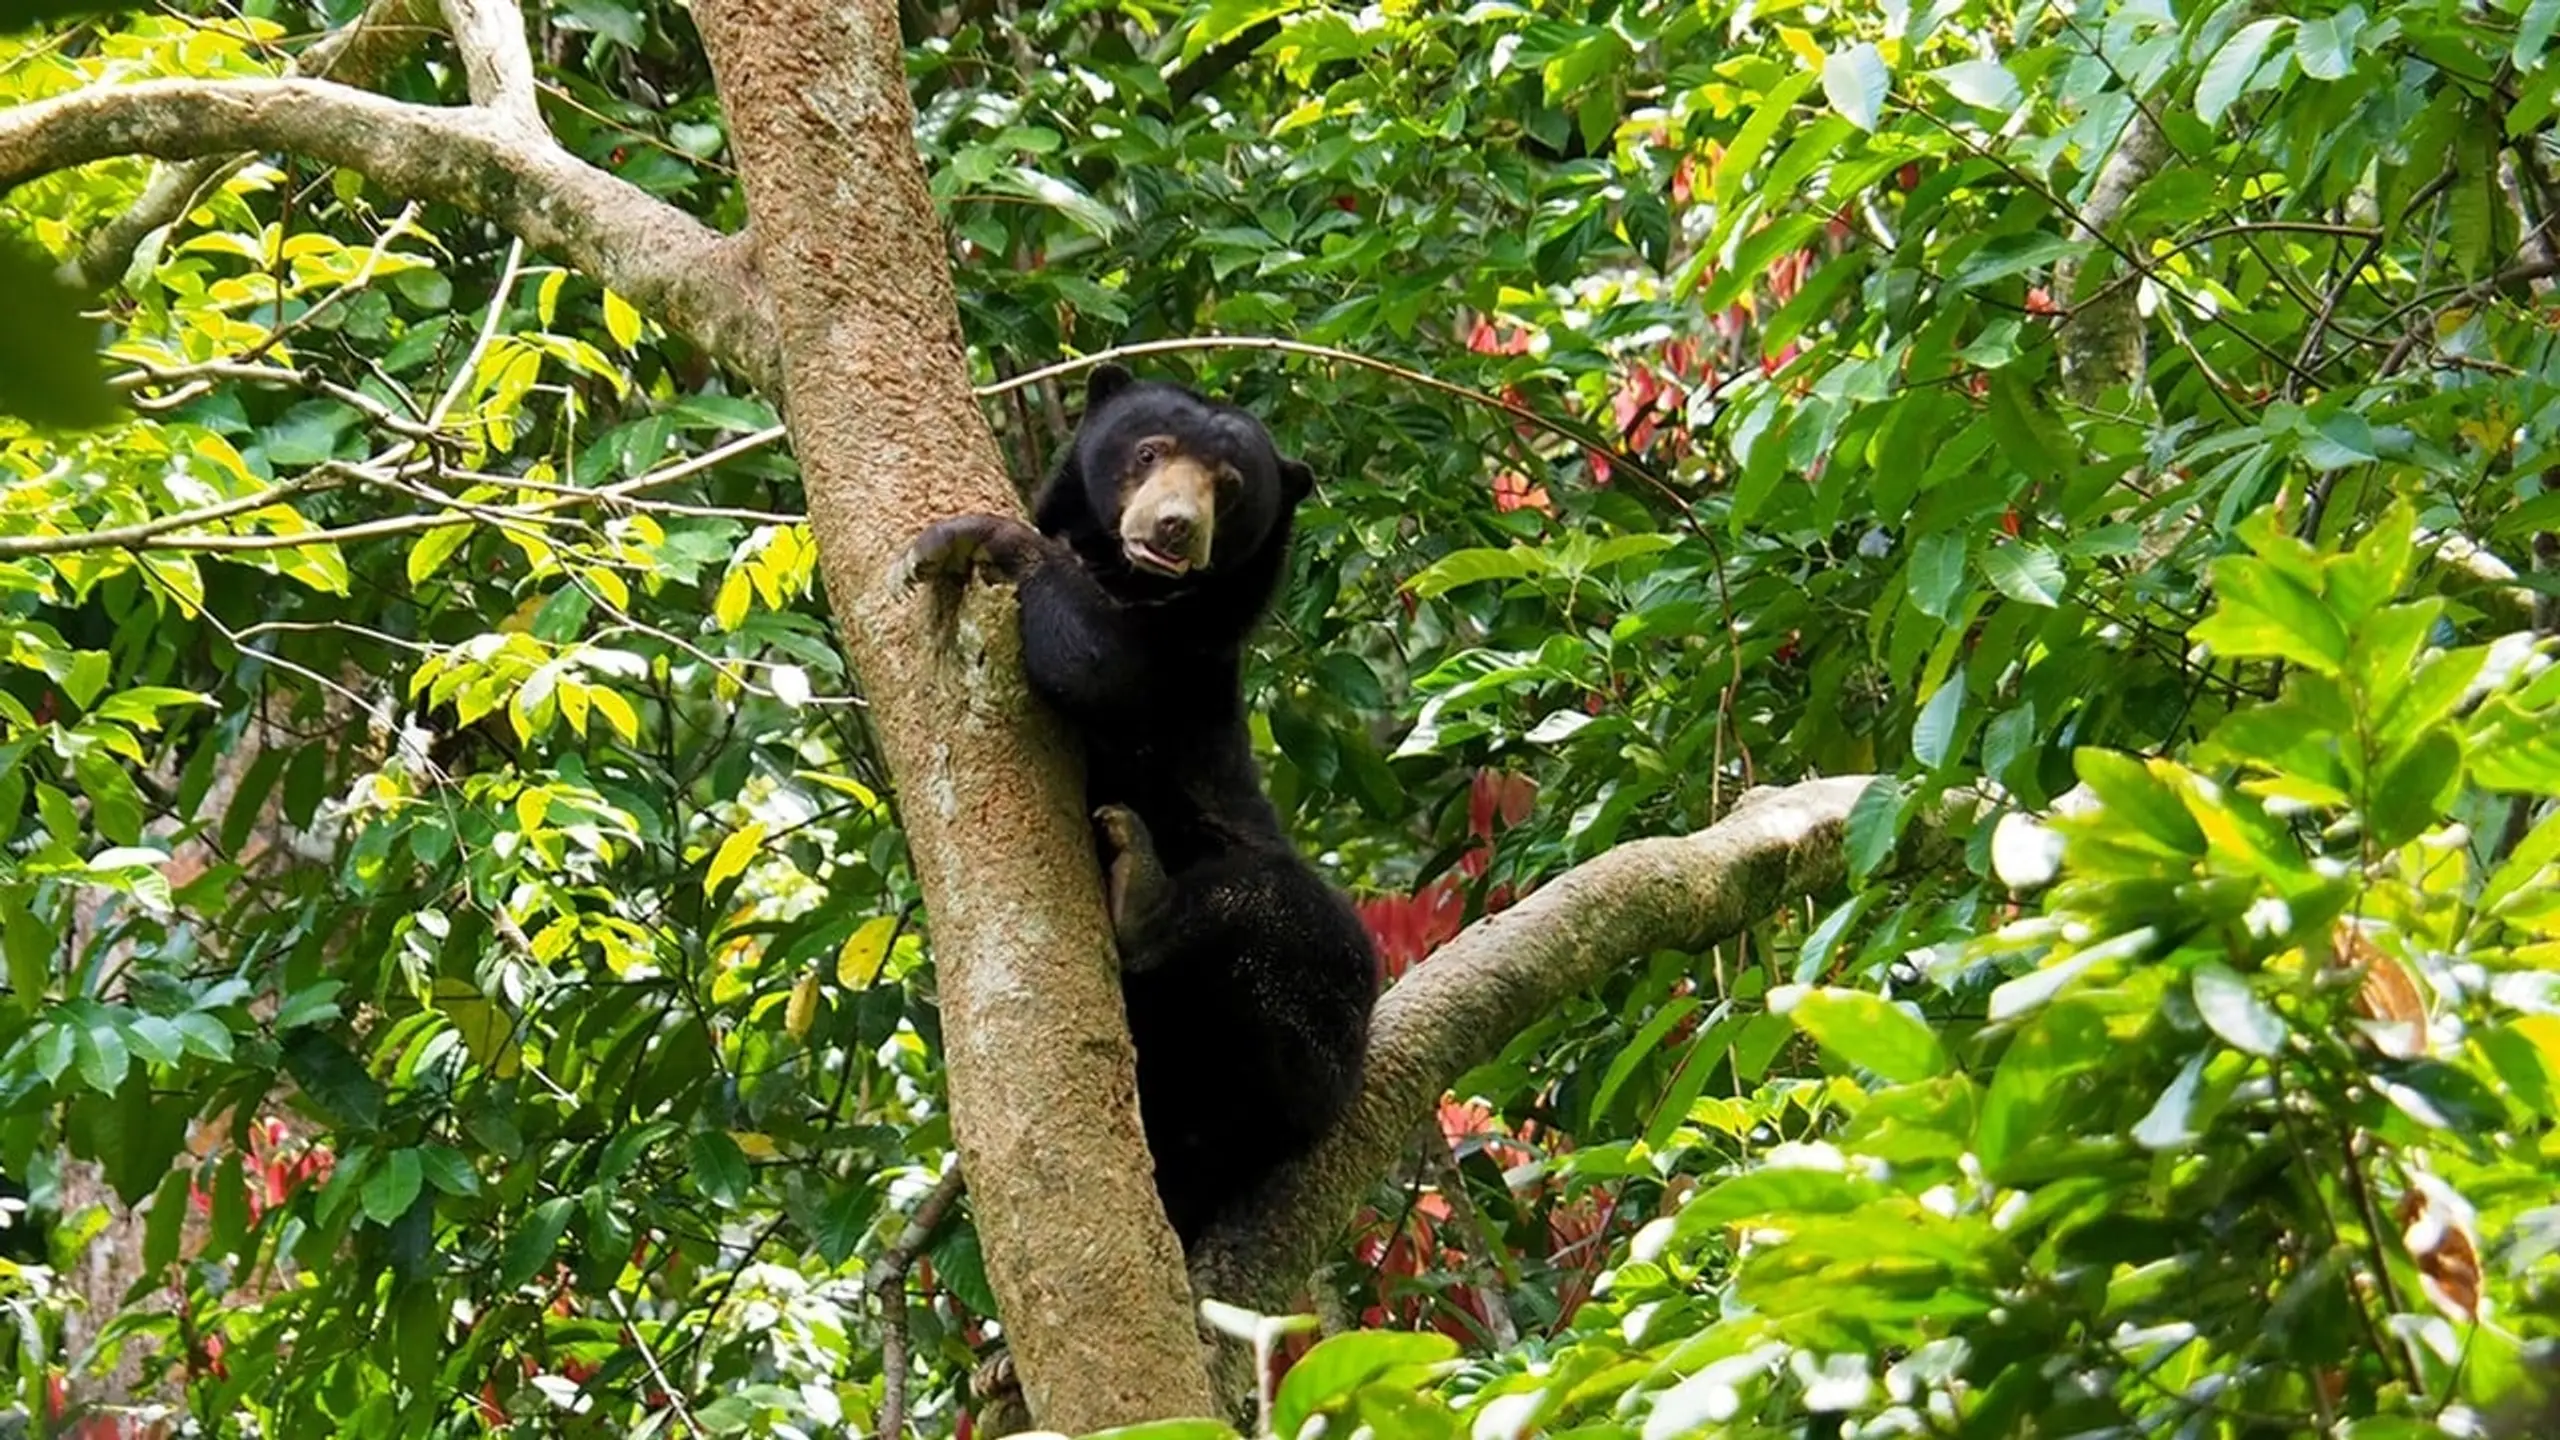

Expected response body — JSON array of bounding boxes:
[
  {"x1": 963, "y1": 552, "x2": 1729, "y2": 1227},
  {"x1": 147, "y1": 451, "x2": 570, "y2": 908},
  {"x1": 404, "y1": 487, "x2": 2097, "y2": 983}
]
[{"x1": 1134, "y1": 441, "x2": 1164, "y2": 467}]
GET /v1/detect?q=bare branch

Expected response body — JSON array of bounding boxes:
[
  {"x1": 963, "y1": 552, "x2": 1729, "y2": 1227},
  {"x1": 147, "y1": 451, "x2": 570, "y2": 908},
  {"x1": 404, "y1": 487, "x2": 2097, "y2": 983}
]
[
  {"x1": 437, "y1": 0, "x2": 543, "y2": 130},
  {"x1": 0, "y1": 473, "x2": 335, "y2": 558},
  {"x1": 1189, "y1": 777, "x2": 1965, "y2": 1368},
  {"x1": 2, "y1": 78, "x2": 777, "y2": 385},
  {"x1": 866, "y1": 1168, "x2": 968, "y2": 1440},
  {"x1": 0, "y1": 423, "x2": 785, "y2": 558},
  {"x1": 62, "y1": 0, "x2": 441, "y2": 289}
]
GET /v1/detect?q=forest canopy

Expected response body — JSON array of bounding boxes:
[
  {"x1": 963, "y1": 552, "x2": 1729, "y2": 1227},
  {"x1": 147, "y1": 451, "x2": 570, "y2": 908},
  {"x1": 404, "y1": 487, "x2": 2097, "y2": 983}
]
[{"x1": 3, "y1": 0, "x2": 2560, "y2": 1436}]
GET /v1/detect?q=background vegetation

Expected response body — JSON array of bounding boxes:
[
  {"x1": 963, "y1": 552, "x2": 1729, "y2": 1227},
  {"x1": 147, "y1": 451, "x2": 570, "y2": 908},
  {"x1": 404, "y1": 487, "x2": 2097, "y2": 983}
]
[{"x1": 4, "y1": 0, "x2": 2560, "y2": 1434}]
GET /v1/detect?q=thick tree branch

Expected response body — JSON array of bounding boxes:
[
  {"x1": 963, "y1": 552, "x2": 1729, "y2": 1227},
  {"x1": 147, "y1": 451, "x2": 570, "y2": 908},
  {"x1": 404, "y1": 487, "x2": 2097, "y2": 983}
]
[
  {"x1": 1, "y1": 78, "x2": 777, "y2": 386},
  {"x1": 2054, "y1": 108, "x2": 2169, "y2": 408},
  {"x1": 1189, "y1": 777, "x2": 1959, "y2": 1370},
  {"x1": 690, "y1": 0, "x2": 1220, "y2": 1428},
  {"x1": 436, "y1": 0, "x2": 542, "y2": 130},
  {"x1": 63, "y1": 0, "x2": 440, "y2": 290}
]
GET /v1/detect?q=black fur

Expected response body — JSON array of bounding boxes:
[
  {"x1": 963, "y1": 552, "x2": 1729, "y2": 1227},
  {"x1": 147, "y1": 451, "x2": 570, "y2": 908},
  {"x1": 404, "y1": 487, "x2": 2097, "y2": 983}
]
[{"x1": 903, "y1": 365, "x2": 1377, "y2": 1247}]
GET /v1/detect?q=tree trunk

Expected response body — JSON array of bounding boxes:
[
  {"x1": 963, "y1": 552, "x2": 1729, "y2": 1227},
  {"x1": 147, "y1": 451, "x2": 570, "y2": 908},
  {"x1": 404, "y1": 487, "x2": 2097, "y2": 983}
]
[{"x1": 687, "y1": 0, "x2": 1222, "y2": 1426}]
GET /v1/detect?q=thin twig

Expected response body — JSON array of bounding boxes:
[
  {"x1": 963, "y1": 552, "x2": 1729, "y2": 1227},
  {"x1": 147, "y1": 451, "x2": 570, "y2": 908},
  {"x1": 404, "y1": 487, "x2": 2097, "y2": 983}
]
[
  {"x1": 0, "y1": 472, "x2": 334, "y2": 557},
  {"x1": 978, "y1": 335, "x2": 1688, "y2": 511},
  {"x1": 605, "y1": 1290, "x2": 706, "y2": 1438},
  {"x1": 116, "y1": 357, "x2": 444, "y2": 443},
  {"x1": 1414, "y1": 1118, "x2": 1519, "y2": 1349},
  {"x1": 866, "y1": 1168, "x2": 969, "y2": 1440},
  {"x1": 22, "y1": 423, "x2": 787, "y2": 556},
  {"x1": 427, "y1": 238, "x2": 526, "y2": 435}
]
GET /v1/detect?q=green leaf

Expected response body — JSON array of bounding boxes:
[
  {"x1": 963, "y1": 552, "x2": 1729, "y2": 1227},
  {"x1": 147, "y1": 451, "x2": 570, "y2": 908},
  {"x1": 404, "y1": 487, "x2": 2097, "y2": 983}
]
[
  {"x1": 2292, "y1": 5, "x2": 2364, "y2": 81},
  {"x1": 499, "y1": 1197, "x2": 577, "y2": 1287},
  {"x1": 407, "y1": 523, "x2": 472, "y2": 588},
  {"x1": 1821, "y1": 42, "x2": 1889, "y2": 133},
  {"x1": 1907, "y1": 531, "x2": 1967, "y2": 620},
  {"x1": 274, "y1": 980, "x2": 345, "y2": 1031},
  {"x1": 2366, "y1": 730, "x2": 2462, "y2": 849},
  {"x1": 1980, "y1": 543, "x2": 2064, "y2": 607},
  {"x1": 1672, "y1": 1167, "x2": 1871, "y2": 1245},
  {"x1": 2519, "y1": 0, "x2": 2560, "y2": 70},
  {"x1": 1078, "y1": 1423, "x2": 1239, "y2": 1440},
  {"x1": 1912, "y1": 668, "x2": 1964, "y2": 770},
  {"x1": 4, "y1": 897, "x2": 49, "y2": 1001},
  {"x1": 1403, "y1": 547, "x2": 1544, "y2": 599},
  {"x1": 1275, "y1": 1332, "x2": 1459, "y2": 1437},
  {"x1": 361, "y1": 1148, "x2": 424, "y2": 1225},
  {"x1": 92, "y1": 686, "x2": 210, "y2": 727},
  {"x1": 1585, "y1": 996, "x2": 1704, "y2": 1128},
  {"x1": 1713, "y1": 70, "x2": 1820, "y2": 212},
  {"x1": 812, "y1": 1181, "x2": 875, "y2": 1267},
  {"x1": 2193, "y1": 962, "x2": 2287, "y2": 1056},
  {"x1": 1977, "y1": 1002, "x2": 2111, "y2": 1180},
  {"x1": 281, "y1": 1031, "x2": 383, "y2": 1128},
  {"x1": 2484, "y1": 807, "x2": 2560, "y2": 916},
  {"x1": 2195, "y1": 555, "x2": 2348, "y2": 673},
  {"x1": 143, "y1": 1165, "x2": 193, "y2": 1277},
  {"x1": 2300, "y1": 410, "x2": 2379, "y2": 470},
  {"x1": 689, "y1": 1130, "x2": 751, "y2": 1208},
  {"x1": 1844, "y1": 776, "x2": 1909, "y2": 881},
  {"x1": 419, "y1": 1144, "x2": 480, "y2": 1197},
  {"x1": 929, "y1": 1223, "x2": 998, "y2": 1315},
  {"x1": 1950, "y1": 234, "x2": 2082, "y2": 291},
  {"x1": 209, "y1": 1152, "x2": 249, "y2": 1256},
  {"x1": 73, "y1": 1011, "x2": 131, "y2": 1093},
  {"x1": 1775, "y1": 986, "x2": 1948, "y2": 1082},
  {"x1": 2197, "y1": 19, "x2": 2290, "y2": 128},
  {"x1": 171, "y1": 1011, "x2": 233, "y2": 1062},
  {"x1": 2131, "y1": 1050, "x2": 2210, "y2": 1150},
  {"x1": 1930, "y1": 59, "x2": 2021, "y2": 112},
  {"x1": 2073, "y1": 750, "x2": 2207, "y2": 855},
  {"x1": 1983, "y1": 704, "x2": 2037, "y2": 786},
  {"x1": 2471, "y1": 700, "x2": 2560, "y2": 792}
]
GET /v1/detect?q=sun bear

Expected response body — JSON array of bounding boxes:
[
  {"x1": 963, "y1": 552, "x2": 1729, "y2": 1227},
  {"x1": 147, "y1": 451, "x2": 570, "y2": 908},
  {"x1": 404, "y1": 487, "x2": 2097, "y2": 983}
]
[{"x1": 902, "y1": 364, "x2": 1378, "y2": 1247}]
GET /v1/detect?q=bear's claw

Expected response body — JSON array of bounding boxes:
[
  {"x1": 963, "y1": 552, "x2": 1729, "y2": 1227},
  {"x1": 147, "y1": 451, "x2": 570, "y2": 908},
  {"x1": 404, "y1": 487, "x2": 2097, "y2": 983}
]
[{"x1": 898, "y1": 513, "x2": 1036, "y2": 588}]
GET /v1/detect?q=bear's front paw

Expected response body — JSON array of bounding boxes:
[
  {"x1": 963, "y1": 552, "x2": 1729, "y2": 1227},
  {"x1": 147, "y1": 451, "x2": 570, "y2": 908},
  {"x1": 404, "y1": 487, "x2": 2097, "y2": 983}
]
[{"x1": 897, "y1": 513, "x2": 1040, "y2": 588}]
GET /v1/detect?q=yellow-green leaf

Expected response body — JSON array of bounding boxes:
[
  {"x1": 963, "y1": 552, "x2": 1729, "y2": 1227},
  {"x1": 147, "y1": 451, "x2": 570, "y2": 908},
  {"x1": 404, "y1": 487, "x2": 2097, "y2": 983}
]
[
  {"x1": 408, "y1": 523, "x2": 470, "y2": 588},
  {"x1": 714, "y1": 566, "x2": 752, "y2": 631},
  {"x1": 705, "y1": 821, "x2": 766, "y2": 896},
  {"x1": 603, "y1": 289, "x2": 642, "y2": 350},
  {"x1": 591, "y1": 686, "x2": 640, "y2": 742},
  {"x1": 838, "y1": 914, "x2": 899, "y2": 988}
]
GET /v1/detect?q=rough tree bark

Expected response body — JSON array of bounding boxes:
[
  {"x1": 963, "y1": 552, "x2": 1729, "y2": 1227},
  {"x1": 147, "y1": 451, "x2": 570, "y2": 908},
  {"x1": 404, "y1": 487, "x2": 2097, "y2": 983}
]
[{"x1": 685, "y1": 0, "x2": 1223, "y2": 1427}]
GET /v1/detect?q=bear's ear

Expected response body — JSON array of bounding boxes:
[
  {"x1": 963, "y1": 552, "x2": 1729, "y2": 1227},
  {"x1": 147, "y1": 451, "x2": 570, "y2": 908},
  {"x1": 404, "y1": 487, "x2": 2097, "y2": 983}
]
[
  {"x1": 1279, "y1": 457, "x2": 1316, "y2": 502},
  {"x1": 1083, "y1": 363, "x2": 1135, "y2": 410}
]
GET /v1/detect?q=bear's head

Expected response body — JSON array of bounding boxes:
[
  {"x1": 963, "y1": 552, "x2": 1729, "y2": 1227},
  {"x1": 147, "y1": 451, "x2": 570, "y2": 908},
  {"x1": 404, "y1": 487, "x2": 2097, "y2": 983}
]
[{"x1": 1040, "y1": 364, "x2": 1314, "y2": 586}]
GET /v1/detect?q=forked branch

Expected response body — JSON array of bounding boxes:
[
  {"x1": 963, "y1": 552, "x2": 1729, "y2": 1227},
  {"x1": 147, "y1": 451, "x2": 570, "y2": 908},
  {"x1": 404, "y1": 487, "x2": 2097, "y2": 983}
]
[
  {"x1": 1189, "y1": 777, "x2": 1964, "y2": 1345},
  {"x1": 6, "y1": 80, "x2": 775, "y2": 384},
  {"x1": 62, "y1": 0, "x2": 440, "y2": 288}
]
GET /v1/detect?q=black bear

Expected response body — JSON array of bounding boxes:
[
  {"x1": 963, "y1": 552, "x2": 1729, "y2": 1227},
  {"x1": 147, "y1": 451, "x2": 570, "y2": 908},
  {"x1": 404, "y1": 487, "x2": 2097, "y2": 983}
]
[{"x1": 902, "y1": 364, "x2": 1378, "y2": 1247}]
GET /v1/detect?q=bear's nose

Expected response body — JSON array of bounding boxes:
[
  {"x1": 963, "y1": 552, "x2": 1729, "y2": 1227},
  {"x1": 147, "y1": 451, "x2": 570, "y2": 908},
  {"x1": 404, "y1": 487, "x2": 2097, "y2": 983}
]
[{"x1": 1153, "y1": 512, "x2": 1196, "y2": 552}]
